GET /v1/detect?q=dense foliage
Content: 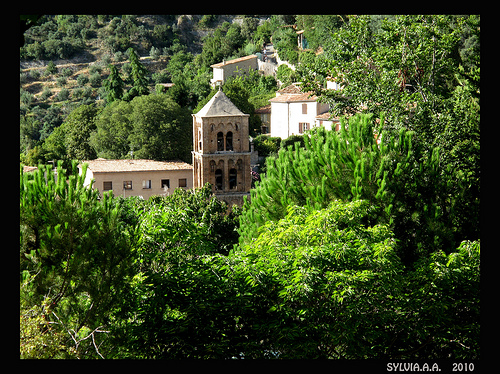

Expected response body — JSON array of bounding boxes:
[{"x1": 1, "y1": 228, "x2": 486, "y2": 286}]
[
  {"x1": 245, "y1": 114, "x2": 470, "y2": 265},
  {"x1": 20, "y1": 165, "x2": 479, "y2": 358},
  {"x1": 20, "y1": 14, "x2": 479, "y2": 360},
  {"x1": 20, "y1": 162, "x2": 136, "y2": 358}
]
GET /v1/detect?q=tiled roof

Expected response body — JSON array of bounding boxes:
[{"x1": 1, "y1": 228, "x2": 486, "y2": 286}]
[
  {"x1": 270, "y1": 83, "x2": 317, "y2": 103},
  {"x1": 194, "y1": 89, "x2": 248, "y2": 117},
  {"x1": 22, "y1": 165, "x2": 38, "y2": 173},
  {"x1": 315, "y1": 111, "x2": 340, "y2": 121},
  {"x1": 255, "y1": 104, "x2": 271, "y2": 114},
  {"x1": 210, "y1": 54, "x2": 257, "y2": 68},
  {"x1": 277, "y1": 84, "x2": 303, "y2": 94},
  {"x1": 81, "y1": 159, "x2": 193, "y2": 173},
  {"x1": 269, "y1": 92, "x2": 317, "y2": 103}
]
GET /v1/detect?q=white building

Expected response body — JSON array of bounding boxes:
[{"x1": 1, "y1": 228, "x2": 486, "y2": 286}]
[{"x1": 268, "y1": 83, "x2": 331, "y2": 139}]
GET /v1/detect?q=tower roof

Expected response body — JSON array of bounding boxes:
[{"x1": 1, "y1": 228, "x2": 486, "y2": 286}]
[{"x1": 194, "y1": 89, "x2": 249, "y2": 117}]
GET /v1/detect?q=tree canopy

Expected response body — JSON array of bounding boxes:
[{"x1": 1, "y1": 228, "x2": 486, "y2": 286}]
[{"x1": 20, "y1": 14, "x2": 480, "y2": 361}]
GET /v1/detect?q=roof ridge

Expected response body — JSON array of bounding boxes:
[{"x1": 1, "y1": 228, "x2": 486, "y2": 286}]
[{"x1": 194, "y1": 90, "x2": 249, "y2": 117}]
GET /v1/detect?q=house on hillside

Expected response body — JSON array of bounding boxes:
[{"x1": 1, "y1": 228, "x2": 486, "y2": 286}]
[
  {"x1": 210, "y1": 55, "x2": 258, "y2": 87},
  {"x1": 79, "y1": 158, "x2": 193, "y2": 199},
  {"x1": 268, "y1": 83, "x2": 331, "y2": 139}
]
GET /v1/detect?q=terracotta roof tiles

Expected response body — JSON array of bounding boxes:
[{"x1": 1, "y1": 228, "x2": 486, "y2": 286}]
[{"x1": 81, "y1": 159, "x2": 193, "y2": 173}]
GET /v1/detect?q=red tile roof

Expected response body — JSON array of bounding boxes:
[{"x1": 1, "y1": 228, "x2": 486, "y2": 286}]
[
  {"x1": 269, "y1": 92, "x2": 317, "y2": 103},
  {"x1": 81, "y1": 159, "x2": 193, "y2": 173},
  {"x1": 210, "y1": 54, "x2": 258, "y2": 68}
]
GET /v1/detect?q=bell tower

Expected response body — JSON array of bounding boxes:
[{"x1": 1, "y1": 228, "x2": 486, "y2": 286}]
[{"x1": 192, "y1": 89, "x2": 251, "y2": 208}]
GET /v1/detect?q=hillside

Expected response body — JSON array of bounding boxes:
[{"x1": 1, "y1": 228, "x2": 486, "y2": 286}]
[
  {"x1": 20, "y1": 14, "x2": 282, "y2": 164},
  {"x1": 20, "y1": 15, "x2": 243, "y2": 106}
]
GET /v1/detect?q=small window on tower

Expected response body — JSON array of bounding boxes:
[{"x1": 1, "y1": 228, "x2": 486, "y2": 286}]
[
  {"x1": 229, "y1": 168, "x2": 237, "y2": 189},
  {"x1": 217, "y1": 132, "x2": 224, "y2": 151},
  {"x1": 226, "y1": 131, "x2": 233, "y2": 151},
  {"x1": 215, "y1": 169, "x2": 223, "y2": 190}
]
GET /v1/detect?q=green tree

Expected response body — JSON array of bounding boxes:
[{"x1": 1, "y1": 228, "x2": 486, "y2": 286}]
[
  {"x1": 276, "y1": 64, "x2": 299, "y2": 87},
  {"x1": 297, "y1": 14, "x2": 480, "y2": 261},
  {"x1": 230, "y1": 200, "x2": 404, "y2": 358},
  {"x1": 90, "y1": 99, "x2": 133, "y2": 159},
  {"x1": 102, "y1": 64, "x2": 125, "y2": 103},
  {"x1": 240, "y1": 112, "x2": 472, "y2": 266},
  {"x1": 20, "y1": 161, "x2": 135, "y2": 358},
  {"x1": 90, "y1": 94, "x2": 192, "y2": 162},
  {"x1": 128, "y1": 94, "x2": 192, "y2": 162},
  {"x1": 123, "y1": 48, "x2": 149, "y2": 101},
  {"x1": 63, "y1": 104, "x2": 99, "y2": 160},
  {"x1": 112, "y1": 196, "x2": 478, "y2": 359},
  {"x1": 109, "y1": 184, "x2": 241, "y2": 358}
]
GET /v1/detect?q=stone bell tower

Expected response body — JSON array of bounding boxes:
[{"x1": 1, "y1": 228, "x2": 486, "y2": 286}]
[{"x1": 192, "y1": 89, "x2": 251, "y2": 208}]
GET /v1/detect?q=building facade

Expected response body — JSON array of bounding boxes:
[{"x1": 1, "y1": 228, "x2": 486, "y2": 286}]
[
  {"x1": 192, "y1": 89, "x2": 251, "y2": 208},
  {"x1": 79, "y1": 158, "x2": 193, "y2": 199},
  {"x1": 210, "y1": 55, "x2": 258, "y2": 87},
  {"x1": 268, "y1": 83, "x2": 330, "y2": 139}
]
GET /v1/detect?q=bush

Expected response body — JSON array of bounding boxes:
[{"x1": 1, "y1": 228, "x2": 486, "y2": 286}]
[
  {"x1": 149, "y1": 46, "x2": 160, "y2": 60},
  {"x1": 76, "y1": 73, "x2": 89, "y2": 86},
  {"x1": 56, "y1": 76, "x2": 67, "y2": 87},
  {"x1": 56, "y1": 88, "x2": 70, "y2": 101},
  {"x1": 277, "y1": 64, "x2": 299, "y2": 87},
  {"x1": 40, "y1": 87, "x2": 52, "y2": 100},
  {"x1": 45, "y1": 61, "x2": 57, "y2": 75},
  {"x1": 61, "y1": 67, "x2": 73, "y2": 77},
  {"x1": 114, "y1": 51, "x2": 124, "y2": 62},
  {"x1": 89, "y1": 72, "x2": 102, "y2": 87},
  {"x1": 253, "y1": 134, "x2": 281, "y2": 158},
  {"x1": 20, "y1": 90, "x2": 35, "y2": 106}
]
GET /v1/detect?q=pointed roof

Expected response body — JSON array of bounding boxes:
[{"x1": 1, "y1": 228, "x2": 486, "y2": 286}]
[{"x1": 194, "y1": 89, "x2": 249, "y2": 117}]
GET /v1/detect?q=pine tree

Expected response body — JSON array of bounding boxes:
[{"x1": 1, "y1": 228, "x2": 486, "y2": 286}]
[
  {"x1": 123, "y1": 48, "x2": 149, "y2": 101},
  {"x1": 20, "y1": 161, "x2": 135, "y2": 357},
  {"x1": 239, "y1": 113, "x2": 450, "y2": 265},
  {"x1": 103, "y1": 64, "x2": 125, "y2": 103}
]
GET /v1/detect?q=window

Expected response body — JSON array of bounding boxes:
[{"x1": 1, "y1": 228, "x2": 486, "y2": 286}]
[
  {"x1": 217, "y1": 132, "x2": 224, "y2": 151},
  {"x1": 299, "y1": 122, "x2": 310, "y2": 134},
  {"x1": 229, "y1": 168, "x2": 237, "y2": 189},
  {"x1": 198, "y1": 129, "x2": 202, "y2": 151},
  {"x1": 178, "y1": 178, "x2": 187, "y2": 188},
  {"x1": 103, "y1": 181, "x2": 112, "y2": 191},
  {"x1": 142, "y1": 180, "x2": 151, "y2": 189},
  {"x1": 226, "y1": 131, "x2": 233, "y2": 151},
  {"x1": 302, "y1": 103, "x2": 308, "y2": 114},
  {"x1": 215, "y1": 169, "x2": 223, "y2": 190},
  {"x1": 123, "y1": 181, "x2": 132, "y2": 190},
  {"x1": 161, "y1": 179, "x2": 170, "y2": 188}
]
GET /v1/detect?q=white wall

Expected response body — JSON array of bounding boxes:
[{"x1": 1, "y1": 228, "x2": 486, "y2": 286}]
[
  {"x1": 213, "y1": 68, "x2": 224, "y2": 82},
  {"x1": 288, "y1": 101, "x2": 317, "y2": 135},
  {"x1": 270, "y1": 102, "x2": 290, "y2": 139},
  {"x1": 270, "y1": 100, "x2": 331, "y2": 139}
]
